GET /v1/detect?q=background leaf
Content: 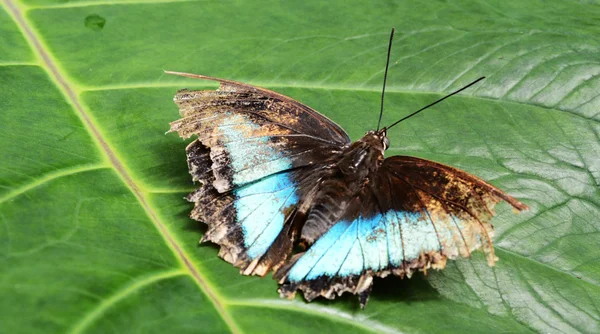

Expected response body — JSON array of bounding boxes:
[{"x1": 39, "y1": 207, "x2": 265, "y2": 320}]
[{"x1": 1, "y1": 0, "x2": 599, "y2": 333}]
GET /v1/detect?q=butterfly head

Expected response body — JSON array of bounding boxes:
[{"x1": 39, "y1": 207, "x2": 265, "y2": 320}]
[{"x1": 365, "y1": 129, "x2": 390, "y2": 151}]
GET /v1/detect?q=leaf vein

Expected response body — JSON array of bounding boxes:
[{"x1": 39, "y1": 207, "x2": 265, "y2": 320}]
[{"x1": 68, "y1": 270, "x2": 186, "y2": 334}]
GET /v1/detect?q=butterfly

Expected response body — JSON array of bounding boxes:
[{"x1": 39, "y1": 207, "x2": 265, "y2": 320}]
[{"x1": 167, "y1": 30, "x2": 528, "y2": 308}]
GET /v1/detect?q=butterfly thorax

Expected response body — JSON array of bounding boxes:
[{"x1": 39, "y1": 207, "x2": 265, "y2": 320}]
[
  {"x1": 336, "y1": 131, "x2": 388, "y2": 181},
  {"x1": 298, "y1": 131, "x2": 388, "y2": 243}
]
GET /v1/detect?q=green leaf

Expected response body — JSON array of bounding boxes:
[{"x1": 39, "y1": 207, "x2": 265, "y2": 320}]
[{"x1": 1, "y1": 0, "x2": 599, "y2": 333}]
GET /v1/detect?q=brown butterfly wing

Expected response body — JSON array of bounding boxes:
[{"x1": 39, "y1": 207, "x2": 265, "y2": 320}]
[
  {"x1": 168, "y1": 71, "x2": 350, "y2": 145},
  {"x1": 379, "y1": 155, "x2": 528, "y2": 265},
  {"x1": 167, "y1": 72, "x2": 350, "y2": 275},
  {"x1": 168, "y1": 71, "x2": 351, "y2": 190},
  {"x1": 276, "y1": 155, "x2": 528, "y2": 307}
]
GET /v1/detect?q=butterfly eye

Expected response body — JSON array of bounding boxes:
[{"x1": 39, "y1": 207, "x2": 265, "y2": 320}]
[{"x1": 382, "y1": 136, "x2": 390, "y2": 150}]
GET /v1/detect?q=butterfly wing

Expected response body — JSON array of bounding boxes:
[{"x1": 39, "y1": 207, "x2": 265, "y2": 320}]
[
  {"x1": 276, "y1": 155, "x2": 528, "y2": 307},
  {"x1": 378, "y1": 156, "x2": 528, "y2": 263},
  {"x1": 168, "y1": 72, "x2": 350, "y2": 274},
  {"x1": 168, "y1": 72, "x2": 350, "y2": 190}
]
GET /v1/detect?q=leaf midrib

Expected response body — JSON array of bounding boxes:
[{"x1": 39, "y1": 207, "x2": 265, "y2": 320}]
[{"x1": 2, "y1": 0, "x2": 241, "y2": 332}]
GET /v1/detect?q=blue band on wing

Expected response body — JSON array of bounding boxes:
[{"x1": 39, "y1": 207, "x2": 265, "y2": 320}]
[
  {"x1": 234, "y1": 172, "x2": 299, "y2": 259},
  {"x1": 214, "y1": 113, "x2": 301, "y2": 260},
  {"x1": 383, "y1": 211, "x2": 404, "y2": 267},
  {"x1": 288, "y1": 211, "x2": 446, "y2": 282},
  {"x1": 306, "y1": 221, "x2": 357, "y2": 280},
  {"x1": 218, "y1": 113, "x2": 290, "y2": 185},
  {"x1": 397, "y1": 211, "x2": 439, "y2": 260}
]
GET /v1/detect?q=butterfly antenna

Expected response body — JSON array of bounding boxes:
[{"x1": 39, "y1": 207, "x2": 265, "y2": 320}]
[
  {"x1": 376, "y1": 28, "x2": 395, "y2": 131},
  {"x1": 385, "y1": 76, "x2": 485, "y2": 130}
]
